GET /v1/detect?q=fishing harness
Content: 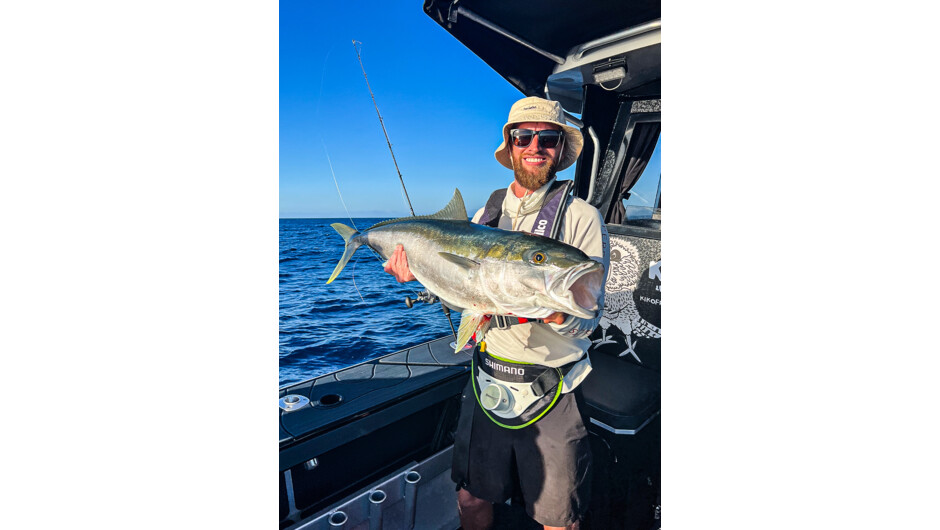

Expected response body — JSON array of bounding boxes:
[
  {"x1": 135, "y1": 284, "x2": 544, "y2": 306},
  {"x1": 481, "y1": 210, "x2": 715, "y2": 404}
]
[
  {"x1": 477, "y1": 178, "x2": 574, "y2": 330},
  {"x1": 469, "y1": 179, "x2": 580, "y2": 428},
  {"x1": 477, "y1": 178, "x2": 573, "y2": 234}
]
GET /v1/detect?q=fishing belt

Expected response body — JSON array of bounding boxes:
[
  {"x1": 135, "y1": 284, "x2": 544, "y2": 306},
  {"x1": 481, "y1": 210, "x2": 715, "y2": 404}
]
[{"x1": 471, "y1": 344, "x2": 575, "y2": 429}]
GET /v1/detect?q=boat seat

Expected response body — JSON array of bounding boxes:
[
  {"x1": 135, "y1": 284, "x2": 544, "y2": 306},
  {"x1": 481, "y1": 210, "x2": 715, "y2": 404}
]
[{"x1": 583, "y1": 226, "x2": 661, "y2": 432}]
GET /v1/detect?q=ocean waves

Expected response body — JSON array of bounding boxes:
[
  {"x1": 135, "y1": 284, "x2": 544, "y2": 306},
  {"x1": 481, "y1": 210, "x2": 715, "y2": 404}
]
[{"x1": 279, "y1": 219, "x2": 454, "y2": 387}]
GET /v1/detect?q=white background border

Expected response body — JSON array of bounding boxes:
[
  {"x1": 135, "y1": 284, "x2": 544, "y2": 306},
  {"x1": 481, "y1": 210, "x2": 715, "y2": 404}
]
[{"x1": 3, "y1": 1, "x2": 939, "y2": 527}]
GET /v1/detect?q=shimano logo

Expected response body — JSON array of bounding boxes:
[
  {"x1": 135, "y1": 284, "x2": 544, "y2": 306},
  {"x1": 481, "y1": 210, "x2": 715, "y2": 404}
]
[{"x1": 484, "y1": 358, "x2": 525, "y2": 376}]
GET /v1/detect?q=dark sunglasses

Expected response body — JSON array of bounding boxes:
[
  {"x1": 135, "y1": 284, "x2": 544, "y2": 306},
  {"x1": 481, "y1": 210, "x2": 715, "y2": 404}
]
[{"x1": 509, "y1": 128, "x2": 564, "y2": 149}]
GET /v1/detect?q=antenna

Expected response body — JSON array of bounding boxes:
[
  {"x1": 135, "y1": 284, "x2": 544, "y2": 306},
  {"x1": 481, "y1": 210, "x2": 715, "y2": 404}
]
[{"x1": 352, "y1": 40, "x2": 415, "y2": 216}]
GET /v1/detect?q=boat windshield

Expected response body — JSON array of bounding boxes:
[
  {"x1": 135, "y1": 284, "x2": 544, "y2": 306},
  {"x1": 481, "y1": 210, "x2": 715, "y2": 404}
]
[{"x1": 622, "y1": 135, "x2": 661, "y2": 221}]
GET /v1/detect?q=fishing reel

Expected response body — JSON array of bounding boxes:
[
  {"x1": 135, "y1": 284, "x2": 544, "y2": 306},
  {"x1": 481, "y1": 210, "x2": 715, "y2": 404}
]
[
  {"x1": 405, "y1": 290, "x2": 460, "y2": 343},
  {"x1": 405, "y1": 290, "x2": 438, "y2": 308}
]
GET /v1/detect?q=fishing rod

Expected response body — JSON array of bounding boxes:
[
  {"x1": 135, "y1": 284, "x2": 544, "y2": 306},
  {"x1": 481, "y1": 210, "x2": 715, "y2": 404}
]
[
  {"x1": 352, "y1": 40, "x2": 415, "y2": 217},
  {"x1": 350, "y1": 40, "x2": 459, "y2": 345}
]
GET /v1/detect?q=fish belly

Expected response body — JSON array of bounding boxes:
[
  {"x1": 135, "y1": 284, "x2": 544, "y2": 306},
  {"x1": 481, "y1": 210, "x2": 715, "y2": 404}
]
[{"x1": 366, "y1": 227, "x2": 492, "y2": 313}]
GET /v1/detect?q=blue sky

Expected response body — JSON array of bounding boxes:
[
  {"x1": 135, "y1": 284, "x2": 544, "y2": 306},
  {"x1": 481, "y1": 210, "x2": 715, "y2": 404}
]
[
  {"x1": 280, "y1": 1, "x2": 582, "y2": 219},
  {"x1": 279, "y1": 1, "x2": 661, "y2": 219}
]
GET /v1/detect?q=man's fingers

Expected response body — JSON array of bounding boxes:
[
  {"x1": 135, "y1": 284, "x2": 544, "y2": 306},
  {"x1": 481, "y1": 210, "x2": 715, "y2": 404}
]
[
  {"x1": 397, "y1": 246, "x2": 414, "y2": 282},
  {"x1": 385, "y1": 245, "x2": 401, "y2": 269},
  {"x1": 383, "y1": 244, "x2": 413, "y2": 283}
]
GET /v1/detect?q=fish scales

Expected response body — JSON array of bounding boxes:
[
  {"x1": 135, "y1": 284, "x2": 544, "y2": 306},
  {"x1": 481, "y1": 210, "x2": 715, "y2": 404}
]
[
  {"x1": 326, "y1": 189, "x2": 605, "y2": 352},
  {"x1": 364, "y1": 220, "x2": 491, "y2": 309},
  {"x1": 363, "y1": 220, "x2": 562, "y2": 313}
]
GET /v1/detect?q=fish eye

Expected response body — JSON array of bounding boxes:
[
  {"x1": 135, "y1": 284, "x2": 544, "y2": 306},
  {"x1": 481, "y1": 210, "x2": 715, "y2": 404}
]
[{"x1": 531, "y1": 252, "x2": 547, "y2": 264}]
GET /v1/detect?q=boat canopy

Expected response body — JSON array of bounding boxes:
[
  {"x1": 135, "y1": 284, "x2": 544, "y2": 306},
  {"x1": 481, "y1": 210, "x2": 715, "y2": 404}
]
[
  {"x1": 423, "y1": 0, "x2": 660, "y2": 110},
  {"x1": 423, "y1": 0, "x2": 662, "y2": 225}
]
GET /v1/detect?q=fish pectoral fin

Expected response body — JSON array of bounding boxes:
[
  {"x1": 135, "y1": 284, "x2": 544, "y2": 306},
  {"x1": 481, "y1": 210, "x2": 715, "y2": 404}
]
[
  {"x1": 438, "y1": 252, "x2": 480, "y2": 271},
  {"x1": 455, "y1": 311, "x2": 487, "y2": 353}
]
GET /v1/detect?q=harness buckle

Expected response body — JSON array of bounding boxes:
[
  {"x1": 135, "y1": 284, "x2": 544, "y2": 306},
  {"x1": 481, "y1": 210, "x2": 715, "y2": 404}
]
[{"x1": 494, "y1": 315, "x2": 529, "y2": 329}]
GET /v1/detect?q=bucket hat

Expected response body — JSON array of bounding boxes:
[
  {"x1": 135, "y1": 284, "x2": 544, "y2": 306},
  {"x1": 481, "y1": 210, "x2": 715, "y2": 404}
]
[{"x1": 494, "y1": 96, "x2": 583, "y2": 171}]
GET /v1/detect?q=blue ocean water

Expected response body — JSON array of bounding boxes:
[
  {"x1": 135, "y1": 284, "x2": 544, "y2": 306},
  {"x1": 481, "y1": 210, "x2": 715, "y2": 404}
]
[{"x1": 279, "y1": 218, "x2": 456, "y2": 387}]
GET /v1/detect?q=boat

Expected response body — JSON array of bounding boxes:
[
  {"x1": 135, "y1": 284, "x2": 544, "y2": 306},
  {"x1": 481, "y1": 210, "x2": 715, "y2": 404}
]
[{"x1": 279, "y1": 1, "x2": 661, "y2": 528}]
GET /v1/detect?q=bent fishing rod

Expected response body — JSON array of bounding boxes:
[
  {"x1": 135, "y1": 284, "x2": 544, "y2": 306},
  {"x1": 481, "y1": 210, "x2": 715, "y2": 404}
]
[
  {"x1": 351, "y1": 40, "x2": 458, "y2": 344},
  {"x1": 352, "y1": 40, "x2": 415, "y2": 217}
]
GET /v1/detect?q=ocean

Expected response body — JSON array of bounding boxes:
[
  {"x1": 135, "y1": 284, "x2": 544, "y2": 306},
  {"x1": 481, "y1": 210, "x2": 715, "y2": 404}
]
[{"x1": 279, "y1": 218, "x2": 455, "y2": 387}]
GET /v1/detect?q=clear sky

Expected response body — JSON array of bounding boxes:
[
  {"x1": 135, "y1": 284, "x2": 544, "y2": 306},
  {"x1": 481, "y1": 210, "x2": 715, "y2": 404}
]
[{"x1": 280, "y1": 1, "x2": 578, "y2": 219}]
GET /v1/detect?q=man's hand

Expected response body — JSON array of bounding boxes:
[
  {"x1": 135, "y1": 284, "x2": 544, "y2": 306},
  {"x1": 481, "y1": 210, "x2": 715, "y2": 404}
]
[
  {"x1": 541, "y1": 312, "x2": 566, "y2": 325},
  {"x1": 383, "y1": 244, "x2": 416, "y2": 283}
]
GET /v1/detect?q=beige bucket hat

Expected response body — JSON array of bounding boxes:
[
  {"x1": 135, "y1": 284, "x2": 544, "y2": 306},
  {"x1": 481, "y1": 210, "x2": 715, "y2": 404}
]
[{"x1": 494, "y1": 96, "x2": 584, "y2": 171}]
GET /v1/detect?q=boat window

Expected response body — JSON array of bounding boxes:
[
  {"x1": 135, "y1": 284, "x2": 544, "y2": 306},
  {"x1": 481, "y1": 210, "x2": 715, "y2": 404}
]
[{"x1": 622, "y1": 134, "x2": 661, "y2": 220}]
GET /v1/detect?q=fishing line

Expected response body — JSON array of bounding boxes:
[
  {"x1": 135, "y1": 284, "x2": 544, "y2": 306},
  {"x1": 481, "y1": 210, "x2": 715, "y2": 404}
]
[
  {"x1": 314, "y1": 43, "x2": 336, "y2": 121},
  {"x1": 322, "y1": 142, "x2": 421, "y2": 298},
  {"x1": 399, "y1": 187, "x2": 411, "y2": 214},
  {"x1": 323, "y1": 144, "x2": 359, "y2": 232},
  {"x1": 323, "y1": 148, "x2": 384, "y2": 263},
  {"x1": 350, "y1": 256, "x2": 365, "y2": 302}
]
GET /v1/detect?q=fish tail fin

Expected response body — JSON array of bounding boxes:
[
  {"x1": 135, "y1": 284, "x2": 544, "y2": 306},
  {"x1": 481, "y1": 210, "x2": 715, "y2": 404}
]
[{"x1": 326, "y1": 223, "x2": 363, "y2": 284}]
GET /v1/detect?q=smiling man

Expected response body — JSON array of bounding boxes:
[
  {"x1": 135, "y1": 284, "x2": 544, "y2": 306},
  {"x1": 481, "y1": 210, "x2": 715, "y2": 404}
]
[
  {"x1": 385, "y1": 96, "x2": 609, "y2": 530},
  {"x1": 509, "y1": 120, "x2": 564, "y2": 191}
]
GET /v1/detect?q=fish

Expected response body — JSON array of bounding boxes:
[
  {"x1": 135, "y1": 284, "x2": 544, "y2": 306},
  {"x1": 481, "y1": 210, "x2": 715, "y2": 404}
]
[{"x1": 326, "y1": 189, "x2": 605, "y2": 352}]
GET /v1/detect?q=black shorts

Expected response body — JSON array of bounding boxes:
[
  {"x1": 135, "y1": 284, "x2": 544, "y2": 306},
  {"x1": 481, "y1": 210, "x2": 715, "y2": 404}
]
[{"x1": 451, "y1": 379, "x2": 593, "y2": 527}]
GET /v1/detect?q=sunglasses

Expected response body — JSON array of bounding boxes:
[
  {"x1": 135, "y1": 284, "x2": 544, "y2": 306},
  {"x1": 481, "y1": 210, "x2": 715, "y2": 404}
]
[{"x1": 509, "y1": 128, "x2": 564, "y2": 149}]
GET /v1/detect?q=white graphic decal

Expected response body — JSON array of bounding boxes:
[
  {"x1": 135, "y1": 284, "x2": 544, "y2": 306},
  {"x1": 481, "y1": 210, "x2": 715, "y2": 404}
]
[
  {"x1": 648, "y1": 260, "x2": 661, "y2": 281},
  {"x1": 618, "y1": 335, "x2": 641, "y2": 364},
  {"x1": 592, "y1": 238, "x2": 661, "y2": 362}
]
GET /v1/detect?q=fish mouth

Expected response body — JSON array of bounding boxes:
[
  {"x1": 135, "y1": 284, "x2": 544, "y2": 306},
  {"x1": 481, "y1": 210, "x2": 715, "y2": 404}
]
[{"x1": 550, "y1": 261, "x2": 604, "y2": 319}]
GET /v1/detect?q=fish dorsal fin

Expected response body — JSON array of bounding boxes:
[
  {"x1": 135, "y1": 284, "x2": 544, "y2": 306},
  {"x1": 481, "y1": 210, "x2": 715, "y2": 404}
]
[
  {"x1": 436, "y1": 188, "x2": 469, "y2": 220},
  {"x1": 367, "y1": 189, "x2": 468, "y2": 230},
  {"x1": 439, "y1": 252, "x2": 480, "y2": 271}
]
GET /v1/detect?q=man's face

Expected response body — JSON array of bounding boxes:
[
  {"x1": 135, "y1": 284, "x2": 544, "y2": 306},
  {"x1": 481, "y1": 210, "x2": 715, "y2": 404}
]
[{"x1": 510, "y1": 121, "x2": 564, "y2": 192}]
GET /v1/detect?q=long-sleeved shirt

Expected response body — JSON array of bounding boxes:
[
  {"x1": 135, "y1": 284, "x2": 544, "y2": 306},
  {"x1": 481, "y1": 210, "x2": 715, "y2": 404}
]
[{"x1": 471, "y1": 177, "x2": 610, "y2": 392}]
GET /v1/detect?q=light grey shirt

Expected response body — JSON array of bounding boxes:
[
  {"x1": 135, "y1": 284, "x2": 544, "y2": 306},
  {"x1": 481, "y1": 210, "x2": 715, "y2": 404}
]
[{"x1": 471, "y1": 178, "x2": 610, "y2": 392}]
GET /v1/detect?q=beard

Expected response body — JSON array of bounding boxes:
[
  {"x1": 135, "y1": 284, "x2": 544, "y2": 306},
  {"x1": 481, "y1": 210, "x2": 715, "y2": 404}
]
[{"x1": 512, "y1": 150, "x2": 559, "y2": 191}]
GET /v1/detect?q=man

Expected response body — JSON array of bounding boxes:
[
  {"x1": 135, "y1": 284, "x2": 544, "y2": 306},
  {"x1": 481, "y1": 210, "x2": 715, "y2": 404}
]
[{"x1": 385, "y1": 96, "x2": 609, "y2": 530}]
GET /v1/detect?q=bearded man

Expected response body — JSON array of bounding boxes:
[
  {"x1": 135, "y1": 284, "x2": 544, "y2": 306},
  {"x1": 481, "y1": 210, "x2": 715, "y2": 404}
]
[{"x1": 384, "y1": 96, "x2": 609, "y2": 530}]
